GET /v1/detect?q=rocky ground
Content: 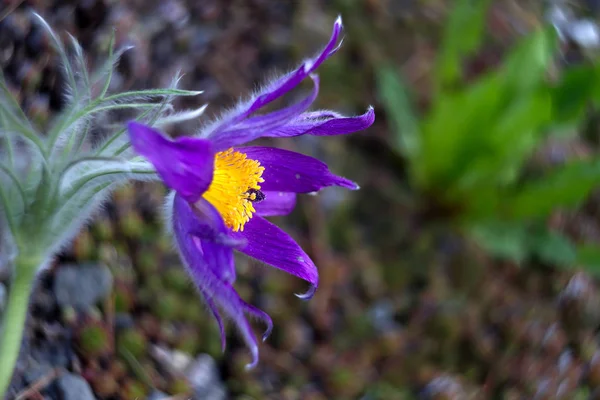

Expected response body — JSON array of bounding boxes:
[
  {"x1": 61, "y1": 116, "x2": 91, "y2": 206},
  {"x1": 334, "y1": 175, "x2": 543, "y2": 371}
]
[{"x1": 4, "y1": 0, "x2": 600, "y2": 399}]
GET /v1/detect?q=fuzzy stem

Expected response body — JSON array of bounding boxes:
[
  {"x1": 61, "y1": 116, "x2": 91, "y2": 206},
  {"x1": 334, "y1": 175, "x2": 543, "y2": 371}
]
[{"x1": 0, "y1": 257, "x2": 38, "y2": 399}]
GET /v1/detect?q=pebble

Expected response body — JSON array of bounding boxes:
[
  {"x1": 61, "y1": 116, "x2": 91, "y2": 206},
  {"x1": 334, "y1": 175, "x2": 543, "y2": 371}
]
[
  {"x1": 29, "y1": 337, "x2": 72, "y2": 370},
  {"x1": 146, "y1": 390, "x2": 169, "y2": 400},
  {"x1": 23, "y1": 362, "x2": 53, "y2": 385},
  {"x1": 422, "y1": 375, "x2": 465, "y2": 399},
  {"x1": 368, "y1": 300, "x2": 400, "y2": 333},
  {"x1": 185, "y1": 354, "x2": 227, "y2": 400},
  {"x1": 546, "y1": 4, "x2": 573, "y2": 35},
  {"x1": 56, "y1": 373, "x2": 96, "y2": 400},
  {"x1": 151, "y1": 345, "x2": 192, "y2": 374},
  {"x1": 54, "y1": 263, "x2": 113, "y2": 310},
  {"x1": 114, "y1": 312, "x2": 135, "y2": 330},
  {"x1": 567, "y1": 19, "x2": 600, "y2": 48}
]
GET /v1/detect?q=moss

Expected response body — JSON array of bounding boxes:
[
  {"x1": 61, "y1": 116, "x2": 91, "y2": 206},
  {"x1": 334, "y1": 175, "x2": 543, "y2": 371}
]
[
  {"x1": 117, "y1": 329, "x2": 147, "y2": 359},
  {"x1": 154, "y1": 292, "x2": 186, "y2": 321},
  {"x1": 168, "y1": 377, "x2": 192, "y2": 396},
  {"x1": 77, "y1": 324, "x2": 110, "y2": 358},
  {"x1": 121, "y1": 380, "x2": 148, "y2": 400},
  {"x1": 114, "y1": 284, "x2": 135, "y2": 313},
  {"x1": 164, "y1": 267, "x2": 191, "y2": 293}
]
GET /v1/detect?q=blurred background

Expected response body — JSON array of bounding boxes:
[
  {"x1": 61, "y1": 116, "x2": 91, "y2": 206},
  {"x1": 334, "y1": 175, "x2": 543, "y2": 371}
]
[{"x1": 4, "y1": 0, "x2": 600, "y2": 399}]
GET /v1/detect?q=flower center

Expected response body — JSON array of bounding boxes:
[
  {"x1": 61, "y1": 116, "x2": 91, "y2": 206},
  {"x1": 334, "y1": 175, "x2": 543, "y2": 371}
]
[{"x1": 202, "y1": 148, "x2": 265, "y2": 232}]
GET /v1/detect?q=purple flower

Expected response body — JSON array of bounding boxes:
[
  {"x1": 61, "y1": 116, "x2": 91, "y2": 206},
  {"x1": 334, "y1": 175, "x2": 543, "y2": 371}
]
[{"x1": 127, "y1": 17, "x2": 374, "y2": 368}]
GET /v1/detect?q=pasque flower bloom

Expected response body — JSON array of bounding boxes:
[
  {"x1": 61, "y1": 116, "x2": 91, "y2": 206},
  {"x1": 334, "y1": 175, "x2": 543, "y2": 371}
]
[{"x1": 127, "y1": 17, "x2": 374, "y2": 367}]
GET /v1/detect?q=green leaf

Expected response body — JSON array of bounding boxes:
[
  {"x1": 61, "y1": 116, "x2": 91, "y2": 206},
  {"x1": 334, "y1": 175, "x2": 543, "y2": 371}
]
[
  {"x1": 576, "y1": 245, "x2": 600, "y2": 276},
  {"x1": 32, "y1": 13, "x2": 78, "y2": 100},
  {"x1": 375, "y1": 65, "x2": 420, "y2": 158},
  {"x1": 453, "y1": 89, "x2": 552, "y2": 195},
  {"x1": 506, "y1": 159, "x2": 600, "y2": 219},
  {"x1": 0, "y1": 164, "x2": 26, "y2": 212},
  {"x1": 470, "y1": 221, "x2": 577, "y2": 268},
  {"x1": 100, "y1": 88, "x2": 203, "y2": 103},
  {"x1": 98, "y1": 29, "x2": 118, "y2": 99},
  {"x1": 417, "y1": 73, "x2": 503, "y2": 188},
  {"x1": 0, "y1": 70, "x2": 45, "y2": 156},
  {"x1": 530, "y1": 229, "x2": 576, "y2": 267},
  {"x1": 470, "y1": 220, "x2": 529, "y2": 263},
  {"x1": 59, "y1": 160, "x2": 157, "y2": 200},
  {"x1": 500, "y1": 26, "x2": 557, "y2": 94},
  {"x1": 67, "y1": 33, "x2": 91, "y2": 100},
  {"x1": 552, "y1": 65, "x2": 597, "y2": 126},
  {"x1": 422, "y1": 26, "x2": 557, "y2": 188},
  {"x1": 434, "y1": 0, "x2": 491, "y2": 91}
]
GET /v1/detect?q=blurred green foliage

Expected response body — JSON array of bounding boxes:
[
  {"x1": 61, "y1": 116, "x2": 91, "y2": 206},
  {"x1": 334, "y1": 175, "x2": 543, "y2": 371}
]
[{"x1": 376, "y1": 0, "x2": 600, "y2": 270}]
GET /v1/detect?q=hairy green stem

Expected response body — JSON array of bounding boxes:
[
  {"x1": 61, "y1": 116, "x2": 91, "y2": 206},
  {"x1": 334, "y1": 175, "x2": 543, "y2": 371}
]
[{"x1": 0, "y1": 257, "x2": 38, "y2": 399}]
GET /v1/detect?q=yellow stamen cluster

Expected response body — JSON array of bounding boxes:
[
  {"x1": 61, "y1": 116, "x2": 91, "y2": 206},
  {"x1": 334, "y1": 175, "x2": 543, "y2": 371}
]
[{"x1": 202, "y1": 148, "x2": 265, "y2": 232}]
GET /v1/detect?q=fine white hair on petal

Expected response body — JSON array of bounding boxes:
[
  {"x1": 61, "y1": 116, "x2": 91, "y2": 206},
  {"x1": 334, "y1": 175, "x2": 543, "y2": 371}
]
[
  {"x1": 195, "y1": 17, "x2": 344, "y2": 141},
  {"x1": 162, "y1": 190, "x2": 177, "y2": 237},
  {"x1": 58, "y1": 159, "x2": 157, "y2": 194},
  {"x1": 154, "y1": 104, "x2": 209, "y2": 129},
  {"x1": 195, "y1": 65, "x2": 299, "y2": 139}
]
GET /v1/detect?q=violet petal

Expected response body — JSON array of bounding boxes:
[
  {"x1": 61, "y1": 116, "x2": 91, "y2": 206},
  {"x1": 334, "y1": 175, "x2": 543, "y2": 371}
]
[
  {"x1": 205, "y1": 17, "x2": 343, "y2": 139},
  {"x1": 263, "y1": 106, "x2": 375, "y2": 138},
  {"x1": 128, "y1": 122, "x2": 214, "y2": 203},
  {"x1": 175, "y1": 195, "x2": 238, "y2": 284},
  {"x1": 255, "y1": 191, "x2": 297, "y2": 217},
  {"x1": 172, "y1": 194, "x2": 270, "y2": 368},
  {"x1": 210, "y1": 75, "x2": 319, "y2": 151},
  {"x1": 201, "y1": 288, "x2": 227, "y2": 351},
  {"x1": 233, "y1": 216, "x2": 319, "y2": 290},
  {"x1": 240, "y1": 147, "x2": 358, "y2": 192}
]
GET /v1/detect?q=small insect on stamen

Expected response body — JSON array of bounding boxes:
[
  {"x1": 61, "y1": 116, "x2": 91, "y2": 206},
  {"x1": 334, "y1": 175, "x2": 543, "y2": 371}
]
[{"x1": 246, "y1": 188, "x2": 266, "y2": 203}]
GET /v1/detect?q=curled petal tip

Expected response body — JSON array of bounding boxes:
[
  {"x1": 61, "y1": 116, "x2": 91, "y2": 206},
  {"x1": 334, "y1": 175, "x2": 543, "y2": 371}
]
[
  {"x1": 262, "y1": 321, "x2": 274, "y2": 342},
  {"x1": 295, "y1": 284, "x2": 317, "y2": 300},
  {"x1": 341, "y1": 179, "x2": 360, "y2": 191},
  {"x1": 360, "y1": 106, "x2": 376, "y2": 127},
  {"x1": 335, "y1": 15, "x2": 343, "y2": 29},
  {"x1": 245, "y1": 347, "x2": 260, "y2": 371}
]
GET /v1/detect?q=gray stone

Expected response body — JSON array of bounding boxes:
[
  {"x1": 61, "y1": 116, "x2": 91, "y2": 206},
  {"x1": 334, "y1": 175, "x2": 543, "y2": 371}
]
[
  {"x1": 23, "y1": 362, "x2": 53, "y2": 385},
  {"x1": 547, "y1": 4, "x2": 573, "y2": 34},
  {"x1": 200, "y1": 385, "x2": 227, "y2": 400},
  {"x1": 56, "y1": 373, "x2": 96, "y2": 400},
  {"x1": 114, "y1": 313, "x2": 135, "y2": 330},
  {"x1": 151, "y1": 345, "x2": 192, "y2": 374},
  {"x1": 568, "y1": 19, "x2": 600, "y2": 48},
  {"x1": 30, "y1": 336, "x2": 72, "y2": 369},
  {"x1": 422, "y1": 375, "x2": 465, "y2": 399},
  {"x1": 185, "y1": 354, "x2": 227, "y2": 400},
  {"x1": 368, "y1": 300, "x2": 401, "y2": 333},
  {"x1": 54, "y1": 263, "x2": 113, "y2": 310},
  {"x1": 146, "y1": 390, "x2": 169, "y2": 400}
]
